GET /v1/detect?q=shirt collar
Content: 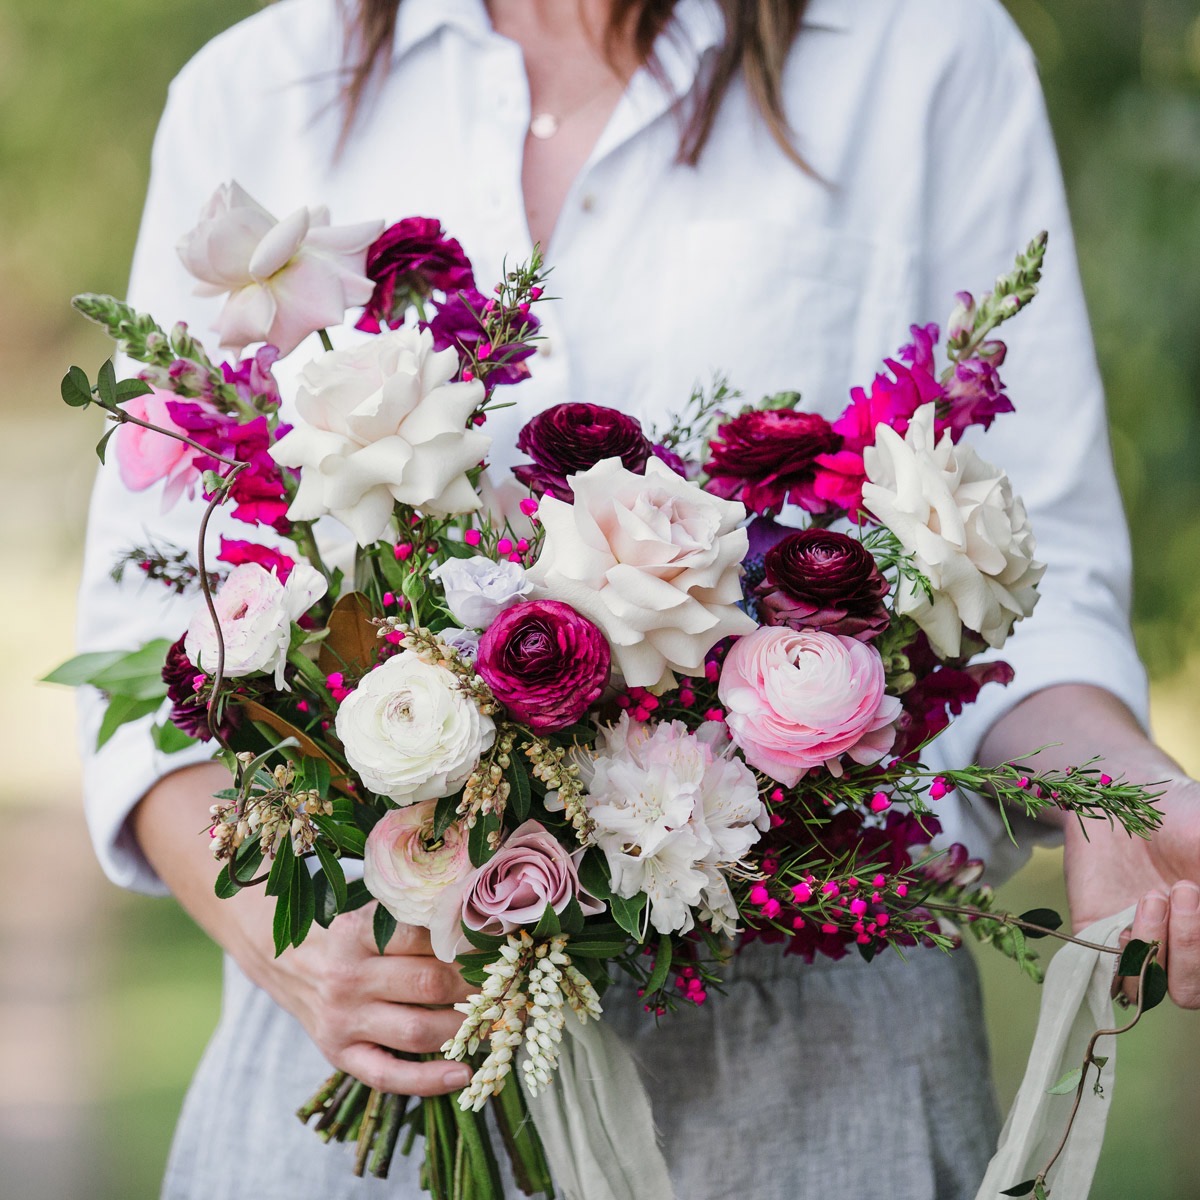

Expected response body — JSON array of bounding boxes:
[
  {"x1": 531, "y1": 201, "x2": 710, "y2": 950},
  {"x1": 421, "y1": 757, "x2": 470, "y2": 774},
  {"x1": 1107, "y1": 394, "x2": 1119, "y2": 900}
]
[{"x1": 392, "y1": 0, "x2": 490, "y2": 62}]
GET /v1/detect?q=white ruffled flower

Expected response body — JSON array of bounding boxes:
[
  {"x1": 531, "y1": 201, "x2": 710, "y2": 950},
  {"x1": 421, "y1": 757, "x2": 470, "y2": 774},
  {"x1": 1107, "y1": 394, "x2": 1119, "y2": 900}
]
[
  {"x1": 585, "y1": 716, "x2": 766, "y2": 936},
  {"x1": 439, "y1": 626, "x2": 482, "y2": 662},
  {"x1": 184, "y1": 562, "x2": 327, "y2": 689},
  {"x1": 527, "y1": 457, "x2": 754, "y2": 691},
  {"x1": 431, "y1": 556, "x2": 533, "y2": 629},
  {"x1": 176, "y1": 181, "x2": 382, "y2": 357},
  {"x1": 269, "y1": 327, "x2": 490, "y2": 545},
  {"x1": 861, "y1": 404, "x2": 1044, "y2": 658},
  {"x1": 335, "y1": 651, "x2": 495, "y2": 805}
]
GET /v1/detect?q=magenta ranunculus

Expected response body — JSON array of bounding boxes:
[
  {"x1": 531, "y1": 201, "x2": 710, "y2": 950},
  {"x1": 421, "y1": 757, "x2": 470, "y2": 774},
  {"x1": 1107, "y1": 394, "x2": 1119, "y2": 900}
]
[
  {"x1": 430, "y1": 820, "x2": 605, "y2": 960},
  {"x1": 427, "y1": 287, "x2": 538, "y2": 387},
  {"x1": 355, "y1": 217, "x2": 476, "y2": 333},
  {"x1": 704, "y1": 408, "x2": 841, "y2": 516},
  {"x1": 718, "y1": 627, "x2": 901, "y2": 785},
  {"x1": 513, "y1": 403, "x2": 653, "y2": 501},
  {"x1": 755, "y1": 529, "x2": 889, "y2": 640},
  {"x1": 216, "y1": 537, "x2": 295, "y2": 582},
  {"x1": 475, "y1": 600, "x2": 610, "y2": 732}
]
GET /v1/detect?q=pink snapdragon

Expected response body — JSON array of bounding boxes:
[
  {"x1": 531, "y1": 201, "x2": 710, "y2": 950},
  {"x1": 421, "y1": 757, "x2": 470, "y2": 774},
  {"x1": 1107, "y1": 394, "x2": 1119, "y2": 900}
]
[{"x1": 114, "y1": 387, "x2": 204, "y2": 508}]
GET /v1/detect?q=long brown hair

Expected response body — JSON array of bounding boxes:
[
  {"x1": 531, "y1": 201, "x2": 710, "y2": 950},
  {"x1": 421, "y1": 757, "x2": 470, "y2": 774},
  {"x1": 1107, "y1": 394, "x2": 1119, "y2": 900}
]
[{"x1": 340, "y1": 0, "x2": 812, "y2": 167}]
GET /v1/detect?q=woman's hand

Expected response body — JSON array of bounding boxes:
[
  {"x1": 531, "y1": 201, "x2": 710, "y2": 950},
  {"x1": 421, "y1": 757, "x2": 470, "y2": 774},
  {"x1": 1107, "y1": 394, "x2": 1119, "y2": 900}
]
[{"x1": 132, "y1": 762, "x2": 474, "y2": 1095}]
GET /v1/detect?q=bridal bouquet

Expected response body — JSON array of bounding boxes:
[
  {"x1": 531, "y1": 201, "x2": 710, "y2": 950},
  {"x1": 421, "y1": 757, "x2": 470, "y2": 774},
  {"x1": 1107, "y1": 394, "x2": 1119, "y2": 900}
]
[{"x1": 53, "y1": 183, "x2": 1164, "y2": 1200}]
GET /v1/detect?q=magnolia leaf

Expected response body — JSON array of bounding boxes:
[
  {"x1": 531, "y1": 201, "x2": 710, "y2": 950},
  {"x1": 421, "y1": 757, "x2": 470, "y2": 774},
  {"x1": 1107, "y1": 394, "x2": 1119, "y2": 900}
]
[
  {"x1": 235, "y1": 698, "x2": 355, "y2": 797},
  {"x1": 1047, "y1": 1066, "x2": 1083, "y2": 1096},
  {"x1": 318, "y1": 591, "x2": 379, "y2": 675}
]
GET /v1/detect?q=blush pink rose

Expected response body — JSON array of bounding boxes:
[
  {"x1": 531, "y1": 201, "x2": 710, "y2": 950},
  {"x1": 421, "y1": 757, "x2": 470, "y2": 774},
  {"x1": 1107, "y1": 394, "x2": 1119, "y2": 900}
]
[
  {"x1": 718, "y1": 627, "x2": 901, "y2": 785},
  {"x1": 114, "y1": 387, "x2": 203, "y2": 508},
  {"x1": 364, "y1": 801, "x2": 473, "y2": 929},
  {"x1": 429, "y1": 820, "x2": 604, "y2": 962}
]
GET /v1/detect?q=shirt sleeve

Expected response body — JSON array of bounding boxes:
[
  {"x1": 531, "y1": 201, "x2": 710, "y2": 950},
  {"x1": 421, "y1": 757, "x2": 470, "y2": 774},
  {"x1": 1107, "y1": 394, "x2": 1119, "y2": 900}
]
[
  {"x1": 76, "y1": 55, "x2": 238, "y2": 895},
  {"x1": 914, "y1": 12, "x2": 1149, "y2": 853}
]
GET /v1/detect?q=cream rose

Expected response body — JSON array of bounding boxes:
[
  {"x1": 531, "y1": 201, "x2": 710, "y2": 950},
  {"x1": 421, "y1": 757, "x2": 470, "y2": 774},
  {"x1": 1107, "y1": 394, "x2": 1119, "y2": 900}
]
[
  {"x1": 177, "y1": 181, "x2": 383, "y2": 357},
  {"x1": 269, "y1": 327, "x2": 490, "y2": 545},
  {"x1": 364, "y1": 801, "x2": 473, "y2": 928},
  {"x1": 184, "y1": 562, "x2": 327, "y2": 689},
  {"x1": 861, "y1": 404, "x2": 1044, "y2": 658},
  {"x1": 335, "y1": 651, "x2": 495, "y2": 805},
  {"x1": 527, "y1": 457, "x2": 755, "y2": 691}
]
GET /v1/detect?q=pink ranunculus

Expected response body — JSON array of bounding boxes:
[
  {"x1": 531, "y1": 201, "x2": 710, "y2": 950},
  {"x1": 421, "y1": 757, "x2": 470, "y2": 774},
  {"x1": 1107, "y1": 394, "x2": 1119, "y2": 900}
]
[
  {"x1": 429, "y1": 820, "x2": 604, "y2": 962},
  {"x1": 718, "y1": 627, "x2": 901, "y2": 785},
  {"x1": 364, "y1": 801, "x2": 473, "y2": 929},
  {"x1": 114, "y1": 387, "x2": 203, "y2": 508}
]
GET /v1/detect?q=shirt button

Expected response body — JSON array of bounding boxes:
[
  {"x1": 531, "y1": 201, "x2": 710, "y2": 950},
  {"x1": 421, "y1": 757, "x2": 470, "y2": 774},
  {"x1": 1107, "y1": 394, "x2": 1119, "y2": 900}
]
[
  {"x1": 539, "y1": 338, "x2": 553, "y2": 358},
  {"x1": 581, "y1": 194, "x2": 596, "y2": 213}
]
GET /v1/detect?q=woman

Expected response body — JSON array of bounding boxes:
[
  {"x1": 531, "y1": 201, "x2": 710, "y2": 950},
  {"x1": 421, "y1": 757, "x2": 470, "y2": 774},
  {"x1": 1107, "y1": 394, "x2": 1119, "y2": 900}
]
[{"x1": 77, "y1": 1, "x2": 1200, "y2": 1197}]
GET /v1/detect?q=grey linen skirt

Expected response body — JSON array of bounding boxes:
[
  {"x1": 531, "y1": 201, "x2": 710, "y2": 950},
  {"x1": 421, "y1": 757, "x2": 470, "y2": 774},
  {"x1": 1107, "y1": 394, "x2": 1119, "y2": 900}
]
[{"x1": 162, "y1": 942, "x2": 1000, "y2": 1199}]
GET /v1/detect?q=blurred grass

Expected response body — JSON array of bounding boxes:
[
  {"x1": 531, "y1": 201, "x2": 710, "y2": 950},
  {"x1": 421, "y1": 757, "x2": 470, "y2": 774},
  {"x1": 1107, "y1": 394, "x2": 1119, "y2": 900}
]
[{"x1": 2, "y1": 0, "x2": 1198, "y2": 1197}]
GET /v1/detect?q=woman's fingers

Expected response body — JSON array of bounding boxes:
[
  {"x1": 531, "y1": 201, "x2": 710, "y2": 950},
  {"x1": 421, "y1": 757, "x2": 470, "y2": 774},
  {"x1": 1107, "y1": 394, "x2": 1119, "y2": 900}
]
[
  {"x1": 359, "y1": 948, "x2": 475, "y2": 1006},
  {"x1": 352, "y1": 999, "x2": 467, "y2": 1055},
  {"x1": 1167, "y1": 881, "x2": 1200, "y2": 1008},
  {"x1": 1122, "y1": 891, "x2": 1168, "y2": 1003},
  {"x1": 338, "y1": 1041, "x2": 472, "y2": 1097}
]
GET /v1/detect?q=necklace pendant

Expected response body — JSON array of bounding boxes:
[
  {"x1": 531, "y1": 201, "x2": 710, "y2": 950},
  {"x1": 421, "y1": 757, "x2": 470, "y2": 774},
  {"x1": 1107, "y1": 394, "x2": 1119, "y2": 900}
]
[{"x1": 529, "y1": 112, "x2": 559, "y2": 140}]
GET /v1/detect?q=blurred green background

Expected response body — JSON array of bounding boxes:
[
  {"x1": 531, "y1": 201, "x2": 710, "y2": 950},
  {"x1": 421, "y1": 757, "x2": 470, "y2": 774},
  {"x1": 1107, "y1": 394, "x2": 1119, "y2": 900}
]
[{"x1": 1, "y1": 0, "x2": 1198, "y2": 1196}]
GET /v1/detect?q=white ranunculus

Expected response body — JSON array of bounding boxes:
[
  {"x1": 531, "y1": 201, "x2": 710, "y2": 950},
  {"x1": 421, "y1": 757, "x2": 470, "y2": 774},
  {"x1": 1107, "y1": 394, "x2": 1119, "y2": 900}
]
[
  {"x1": 176, "y1": 181, "x2": 383, "y2": 357},
  {"x1": 184, "y1": 562, "x2": 327, "y2": 689},
  {"x1": 527, "y1": 457, "x2": 755, "y2": 691},
  {"x1": 269, "y1": 327, "x2": 490, "y2": 545},
  {"x1": 430, "y1": 556, "x2": 533, "y2": 629},
  {"x1": 861, "y1": 403, "x2": 1044, "y2": 658},
  {"x1": 335, "y1": 651, "x2": 495, "y2": 805}
]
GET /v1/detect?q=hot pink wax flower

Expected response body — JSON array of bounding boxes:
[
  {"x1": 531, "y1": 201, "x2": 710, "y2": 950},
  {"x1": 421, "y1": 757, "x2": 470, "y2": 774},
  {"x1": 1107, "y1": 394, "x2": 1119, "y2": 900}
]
[
  {"x1": 114, "y1": 387, "x2": 203, "y2": 508},
  {"x1": 430, "y1": 820, "x2": 604, "y2": 961},
  {"x1": 718, "y1": 627, "x2": 901, "y2": 785}
]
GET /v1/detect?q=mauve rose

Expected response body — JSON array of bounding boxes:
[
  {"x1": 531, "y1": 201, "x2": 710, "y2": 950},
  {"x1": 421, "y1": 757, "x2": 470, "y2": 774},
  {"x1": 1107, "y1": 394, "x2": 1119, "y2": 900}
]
[
  {"x1": 756, "y1": 529, "x2": 889, "y2": 641},
  {"x1": 475, "y1": 600, "x2": 610, "y2": 732},
  {"x1": 356, "y1": 218, "x2": 476, "y2": 333},
  {"x1": 514, "y1": 403, "x2": 653, "y2": 501},
  {"x1": 705, "y1": 409, "x2": 841, "y2": 516},
  {"x1": 430, "y1": 820, "x2": 604, "y2": 961}
]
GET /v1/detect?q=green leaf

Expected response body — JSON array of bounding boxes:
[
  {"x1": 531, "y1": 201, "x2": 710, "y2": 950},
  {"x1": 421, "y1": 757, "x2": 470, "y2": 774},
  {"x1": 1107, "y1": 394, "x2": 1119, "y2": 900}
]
[
  {"x1": 561, "y1": 940, "x2": 627, "y2": 958},
  {"x1": 999, "y1": 1182, "x2": 1037, "y2": 1198},
  {"x1": 506, "y1": 755, "x2": 532, "y2": 822},
  {"x1": 152, "y1": 720, "x2": 199, "y2": 755},
  {"x1": 42, "y1": 650, "x2": 127, "y2": 687},
  {"x1": 343, "y1": 879, "x2": 373, "y2": 912},
  {"x1": 432, "y1": 794, "x2": 461, "y2": 841},
  {"x1": 88, "y1": 639, "x2": 173, "y2": 699},
  {"x1": 1048, "y1": 1066, "x2": 1083, "y2": 1096},
  {"x1": 60, "y1": 366, "x2": 93, "y2": 408},
  {"x1": 272, "y1": 889, "x2": 293, "y2": 958},
  {"x1": 374, "y1": 904, "x2": 398, "y2": 954},
  {"x1": 1018, "y1": 908, "x2": 1064, "y2": 938},
  {"x1": 115, "y1": 377, "x2": 152, "y2": 403},
  {"x1": 96, "y1": 694, "x2": 163, "y2": 748},
  {"x1": 559, "y1": 896, "x2": 584, "y2": 937},
  {"x1": 645, "y1": 936, "x2": 673, "y2": 995},
  {"x1": 95, "y1": 426, "x2": 117, "y2": 464},
  {"x1": 461, "y1": 922, "x2": 506, "y2": 953},
  {"x1": 577, "y1": 850, "x2": 613, "y2": 901},
  {"x1": 1034, "y1": 1184, "x2": 1050, "y2": 1200},
  {"x1": 1118, "y1": 938, "x2": 1153, "y2": 979},
  {"x1": 468, "y1": 811, "x2": 500, "y2": 867},
  {"x1": 608, "y1": 892, "x2": 647, "y2": 939},
  {"x1": 290, "y1": 862, "x2": 316, "y2": 946},
  {"x1": 312, "y1": 872, "x2": 337, "y2": 929},
  {"x1": 533, "y1": 904, "x2": 562, "y2": 939},
  {"x1": 214, "y1": 865, "x2": 237, "y2": 900},
  {"x1": 96, "y1": 359, "x2": 117, "y2": 407},
  {"x1": 230, "y1": 843, "x2": 265, "y2": 886},
  {"x1": 1142, "y1": 961, "x2": 1169, "y2": 1013},
  {"x1": 314, "y1": 840, "x2": 348, "y2": 912},
  {"x1": 265, "y1": 837, "x2": 295, "y2": 899},
  {"x1": 312, "y1": 814, "x2": 366, "y2": 859}
]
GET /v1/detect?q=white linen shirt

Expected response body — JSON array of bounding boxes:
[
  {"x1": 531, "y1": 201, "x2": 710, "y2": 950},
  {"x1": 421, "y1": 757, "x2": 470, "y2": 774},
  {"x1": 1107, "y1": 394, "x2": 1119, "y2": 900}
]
[{"x1": 77, "y1": 0, "x2": 1149, "y2": 894}]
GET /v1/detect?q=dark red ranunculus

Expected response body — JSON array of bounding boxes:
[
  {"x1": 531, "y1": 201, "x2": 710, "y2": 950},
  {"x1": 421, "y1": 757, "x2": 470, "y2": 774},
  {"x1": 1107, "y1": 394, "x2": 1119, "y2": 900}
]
[
  {"x1": 514, "y1": 403, "x2": 653, "y2": 501},
  {"x1": 355, "y1": 218, "x2": 476, "y2": 333},
  {"x1": 704, "y1": 409, "x2": 841, "y2": 516},
  {"x1": 162, "y1": 635, "x2": 241, "y2": 742},
  {"x1": 755, "y1": 529, "x2": 889, "y2": 640},
  {"x1": 475, "y1": 600, "x2": 610, "y2": 732}
]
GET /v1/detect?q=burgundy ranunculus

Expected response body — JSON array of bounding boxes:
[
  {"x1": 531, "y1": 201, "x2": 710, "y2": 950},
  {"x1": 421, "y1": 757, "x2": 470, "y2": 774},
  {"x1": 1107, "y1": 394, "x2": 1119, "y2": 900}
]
[
  {"x1": 755, "y1": 529, "x2": 889, "y2": 640},
  {"x1": 355, "y1": 217, "x2": 475, "y2": 333},
  {"x1": 513, "y1": 403, "x2": 653, "y2": 501},
  {"x1": 704, "y1": 409, "x2": 841, "y2": 516},
  {"x1": 427, "y1": 287, "x2": 538, "y2": 387},
  {"x1": 475, "y1": 600, "x2": 610, "y2": 732},
  {"x1": 162, "y1": 635, "x2": 241, "y2": 742}
]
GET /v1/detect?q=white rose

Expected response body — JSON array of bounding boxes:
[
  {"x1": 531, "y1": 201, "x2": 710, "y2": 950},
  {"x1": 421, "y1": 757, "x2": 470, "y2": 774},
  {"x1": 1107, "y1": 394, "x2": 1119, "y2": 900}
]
[
  {"x1": 184, "y1": 562, "x2": 327, "y2": 689},
  {"x1": 176, "y1": 181, "x2": 383, "y2": 357},
  {"x1": 430, "y1": 556, "x2": 533, "y2": 629},
  {"x1": 335, "y1": 651, "x2": 495, "y2": 805},
  {"x1": 269, "y1": 327, "x2": 490, "y2": 545},
  {"x1": 527, "y1": 457, "x2": 755, "y2": 690},
  {"x1": 861, "y1": 403, "x2": 1044, "y2": 658}
]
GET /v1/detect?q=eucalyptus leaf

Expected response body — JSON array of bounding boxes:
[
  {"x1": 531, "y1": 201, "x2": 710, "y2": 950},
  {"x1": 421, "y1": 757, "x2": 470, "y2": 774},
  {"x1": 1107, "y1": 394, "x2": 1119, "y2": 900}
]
[
  {"x1": 999, "y1": 1182, "x2": 1037, "y2": 1198},
  {"x1": 1047, "y1": 1066, "x2": 1083, "y2": 1096}
]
